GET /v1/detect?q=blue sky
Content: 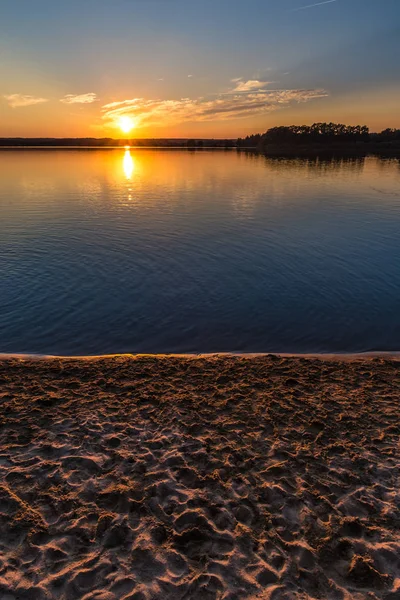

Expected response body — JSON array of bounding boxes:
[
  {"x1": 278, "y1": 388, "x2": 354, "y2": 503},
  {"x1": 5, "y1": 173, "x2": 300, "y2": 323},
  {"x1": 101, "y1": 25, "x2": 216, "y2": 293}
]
[{"x1": 1, "y1": 0, "x2": 399, "y2": 136}]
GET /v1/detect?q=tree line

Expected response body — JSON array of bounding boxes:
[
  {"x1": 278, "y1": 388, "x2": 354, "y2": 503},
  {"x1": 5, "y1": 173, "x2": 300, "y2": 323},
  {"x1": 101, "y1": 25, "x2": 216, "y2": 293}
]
[
  {"x1": 1, "y1": 125, "x2": 399, "y2": 149},
  {"x1": 237, "y1": 123, "x2": 400, "y2": 149}
]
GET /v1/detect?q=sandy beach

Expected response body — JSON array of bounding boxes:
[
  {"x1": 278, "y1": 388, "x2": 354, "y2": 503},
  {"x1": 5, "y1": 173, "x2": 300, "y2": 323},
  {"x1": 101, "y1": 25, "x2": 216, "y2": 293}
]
[{"x1": 0, "y1": 354, "x2": 399, "y2": 600}]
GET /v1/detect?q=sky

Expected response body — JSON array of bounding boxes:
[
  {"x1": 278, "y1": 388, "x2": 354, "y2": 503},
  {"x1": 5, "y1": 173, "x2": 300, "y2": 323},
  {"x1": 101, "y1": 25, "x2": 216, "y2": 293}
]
[{"x1": 0, "y1": 0, "x2": 399, "y2": 138}]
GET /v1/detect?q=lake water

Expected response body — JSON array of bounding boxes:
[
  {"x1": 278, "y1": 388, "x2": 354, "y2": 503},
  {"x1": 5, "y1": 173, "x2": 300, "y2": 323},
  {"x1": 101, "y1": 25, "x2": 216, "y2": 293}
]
[{"x1": 0, "y1": 149, "x2": 399, "y2": 355}]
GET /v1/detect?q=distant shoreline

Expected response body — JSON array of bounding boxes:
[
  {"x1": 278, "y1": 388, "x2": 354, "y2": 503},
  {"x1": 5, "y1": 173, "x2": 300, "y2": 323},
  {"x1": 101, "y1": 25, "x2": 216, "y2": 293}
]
[
  {"x1": 0, "y1": 138, "x2": 236, "y2": 149},
  {"x1": 0, "y1": 146, "x2": 234, "y2": 151},
  {"x1": 1, "y1": 139, "x2": 399, "y2": 157}
]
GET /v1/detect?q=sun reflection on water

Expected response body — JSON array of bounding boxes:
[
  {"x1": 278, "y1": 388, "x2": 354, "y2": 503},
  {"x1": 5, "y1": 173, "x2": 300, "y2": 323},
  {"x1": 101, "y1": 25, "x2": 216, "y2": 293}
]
[{"x1": 123, "y1": 148, "x2": 134, "y2": 180}]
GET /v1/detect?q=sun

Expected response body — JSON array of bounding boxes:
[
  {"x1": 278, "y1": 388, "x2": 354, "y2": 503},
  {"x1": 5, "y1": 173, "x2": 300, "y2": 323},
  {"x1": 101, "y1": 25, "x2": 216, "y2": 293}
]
[{"x1": 118, "y1": 116, "x2": 135, "y2": 134}]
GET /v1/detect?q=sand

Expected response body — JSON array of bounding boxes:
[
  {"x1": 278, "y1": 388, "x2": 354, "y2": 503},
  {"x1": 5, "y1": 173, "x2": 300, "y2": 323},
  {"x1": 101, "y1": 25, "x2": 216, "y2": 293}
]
[{"x1": 0, "y1": 354, "x2": 399, "y2": 600}]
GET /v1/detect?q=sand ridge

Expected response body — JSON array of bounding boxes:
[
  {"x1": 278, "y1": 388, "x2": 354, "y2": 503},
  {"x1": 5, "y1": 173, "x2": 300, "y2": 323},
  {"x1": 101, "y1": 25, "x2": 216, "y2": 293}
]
[{"x1": 0, "y1": 355, "x2": 399, "y2": 599}]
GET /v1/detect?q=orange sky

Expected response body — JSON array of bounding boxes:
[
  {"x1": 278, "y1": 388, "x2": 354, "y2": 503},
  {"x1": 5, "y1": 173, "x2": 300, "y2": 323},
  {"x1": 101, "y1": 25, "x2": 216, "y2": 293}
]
[
  {"x1": 1, "y1": 84, "x2": 399, "y2": 139},
  {"x1": 1, "y1": 0, "x2": 399, "y2": 138}
]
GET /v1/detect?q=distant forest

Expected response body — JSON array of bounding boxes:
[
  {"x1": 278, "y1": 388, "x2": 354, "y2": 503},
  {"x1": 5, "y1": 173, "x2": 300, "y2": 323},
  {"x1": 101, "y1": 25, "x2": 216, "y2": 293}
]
[{"x1": 237, "y1": 123, "x2": 400, "y2": 150}]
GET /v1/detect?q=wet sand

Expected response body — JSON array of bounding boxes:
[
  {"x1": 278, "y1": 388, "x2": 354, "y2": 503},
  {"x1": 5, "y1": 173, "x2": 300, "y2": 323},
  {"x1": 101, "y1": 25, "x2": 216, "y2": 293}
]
[{"x1": 0, "y1": 354, "x2": 399, "y2": 600}]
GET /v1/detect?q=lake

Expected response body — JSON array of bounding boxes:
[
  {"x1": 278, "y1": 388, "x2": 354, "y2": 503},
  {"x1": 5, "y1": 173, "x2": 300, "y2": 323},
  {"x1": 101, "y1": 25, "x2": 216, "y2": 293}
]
[{"x1": 0, "y1": 149, "x2": 399, "y2": 355}]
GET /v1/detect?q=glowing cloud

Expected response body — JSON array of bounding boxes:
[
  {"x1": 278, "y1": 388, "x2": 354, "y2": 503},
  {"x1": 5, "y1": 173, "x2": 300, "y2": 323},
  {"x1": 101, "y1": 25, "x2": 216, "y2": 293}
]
[
  {"x1": 4, "y1": 94, "x2": 49, "y2": 108},
  {"x1": 232, "y1": 80, "x2": 271, "y2": 92},
  {"x1": 60, "y1": 93, "x2": 98, "y2": 104},
  {"x1": 101, "y1": 83, "x2": 329, "y2": 130}
]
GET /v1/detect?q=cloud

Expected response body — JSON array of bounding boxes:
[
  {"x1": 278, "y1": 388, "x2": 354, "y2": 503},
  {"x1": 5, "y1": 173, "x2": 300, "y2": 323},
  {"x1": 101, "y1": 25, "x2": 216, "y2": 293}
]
[
  {"x1": 288, "y1": 0, "x2": 337, "y2": 12},
  {"x1": 102, "y1": 83, "x2": 329, "y2": 129},
  {"x1": 4, "y1": 94, "x2": 48, "y2": 108},
  {"x1": 60, "y1": 93, "x2": 98, "y2": 104},
  {"x1": 231, "y1": 79, "x2": 271, "y2": 92}
]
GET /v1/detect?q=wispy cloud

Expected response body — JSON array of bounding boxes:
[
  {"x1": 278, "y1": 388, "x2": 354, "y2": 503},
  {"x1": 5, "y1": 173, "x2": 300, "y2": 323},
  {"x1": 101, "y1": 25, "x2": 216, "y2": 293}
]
[
  {"x1": 4, "y1": 94, "x2": 49, "y2": 108},
  {"x1": 102, "y1": 81, "x2": 328, "y2": 129},
  {"x1": 60, "y1": 93, "x2": 98, "y2": 104},
  {"x1": 288, "y1": 0, "x2": 337, "y2": 12},
  {"x1": 231, "y1": 79, "x2": 271, "y2": 93}
]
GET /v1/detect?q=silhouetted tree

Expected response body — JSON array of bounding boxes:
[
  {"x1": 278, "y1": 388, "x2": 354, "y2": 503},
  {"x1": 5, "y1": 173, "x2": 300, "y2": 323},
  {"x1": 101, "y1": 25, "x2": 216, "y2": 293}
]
[
  {"x1": 237, "y1": 123, "x2": 371, "y2": 150},
  {"x1": 376, "y1": 128, "x2": 400, "y2": 142}
]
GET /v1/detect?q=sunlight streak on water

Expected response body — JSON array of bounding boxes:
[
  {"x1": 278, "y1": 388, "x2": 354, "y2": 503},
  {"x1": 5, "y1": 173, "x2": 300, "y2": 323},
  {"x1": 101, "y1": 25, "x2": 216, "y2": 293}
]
[{"x1": 123, "y1": 148, "x2": 134, "y2": 180}]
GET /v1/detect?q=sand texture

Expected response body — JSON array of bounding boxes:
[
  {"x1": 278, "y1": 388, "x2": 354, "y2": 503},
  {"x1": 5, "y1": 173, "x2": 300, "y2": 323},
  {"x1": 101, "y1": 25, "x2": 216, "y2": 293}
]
[{"x1": 0, "y1": 355, "x2": 399, "y2": 600}]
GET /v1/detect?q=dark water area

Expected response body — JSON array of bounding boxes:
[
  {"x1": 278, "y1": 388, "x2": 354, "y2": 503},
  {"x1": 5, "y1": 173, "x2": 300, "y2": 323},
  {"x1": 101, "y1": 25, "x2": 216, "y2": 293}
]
[{"x1": 0, "y1": 149, "x2": 399, "y2": 355}]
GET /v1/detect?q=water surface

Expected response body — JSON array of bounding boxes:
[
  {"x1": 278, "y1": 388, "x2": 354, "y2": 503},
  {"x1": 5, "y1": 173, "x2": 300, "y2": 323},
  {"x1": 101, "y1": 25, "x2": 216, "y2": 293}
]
[{"x1": 1, "y1": 149, "x2": 399, "y2": 354}]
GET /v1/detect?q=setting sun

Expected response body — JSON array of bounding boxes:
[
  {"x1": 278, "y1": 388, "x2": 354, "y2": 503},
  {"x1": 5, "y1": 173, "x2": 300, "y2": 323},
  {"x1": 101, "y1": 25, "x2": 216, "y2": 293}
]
[{"x1": 119, "y1": 116, "x2": 135, "y2": 134}]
